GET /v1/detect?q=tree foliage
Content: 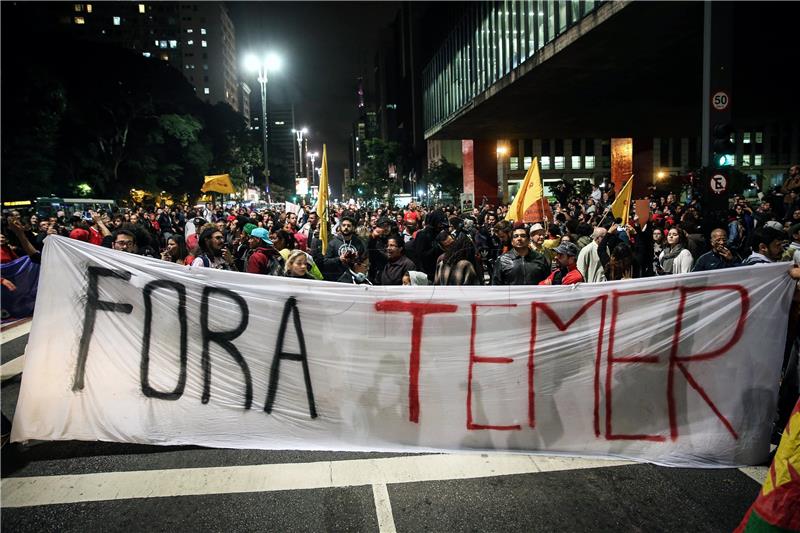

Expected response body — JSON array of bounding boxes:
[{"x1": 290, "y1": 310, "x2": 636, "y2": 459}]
[
  {"x1": 355, "y1": 138, "x2": 403, "y2": 200},
  {"x1": 425, "y1": 158, "x2": 462, "y2": 200}
]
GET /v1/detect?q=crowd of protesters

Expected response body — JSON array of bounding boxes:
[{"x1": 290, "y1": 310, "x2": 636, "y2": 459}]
[{"x1": 2, "y1": 164, "x2": 800, "y2": 439}]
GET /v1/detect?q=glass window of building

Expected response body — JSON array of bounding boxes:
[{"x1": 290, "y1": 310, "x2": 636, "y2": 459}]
[
  {"x1": 510, "y1": 157, "x2": 519, "y2": 171},
  {"x1": 201, "y1": 40, "x2": 207, "y2": 47},
  {"x1": 541, "y1": 156, "x2": 551, "y2": 170},
  {"x1": 204, "y1": 88, "x2": 210, "y2": 95},
  {"x1": 74, "y1": 16, "x2": 85, "y2": 24},
  {"x1": 585, "y1": 156, "x2": 595, "y2": 169},
  {"x1": 554, "y1": 156, "x2": 565, "y2": 169},
  {"x1": 571, "y1": 156, "x2": 581, "y2": 169},
  {"x1": 742, "y1": 154, "x2": 751, "y2": 166},
  {"x1": 86, "y1": 4, "x2": 92, "y2": 12},
  {"x1": 74, "y1": 4, "x2": 83, "y2": 12},
  {"x1": 187, "y1": 28, "x2": 193, "y2": 33},
  {"x1": 524, "y1": 156, "x2": 532, "y2": 169},
  {"x1": 169, "y1": 40, "x2": 177, "y2": 48},
  {"x1": 201, "y1": 28, "x2": 207, "y2": 34},
  {"x1": 159, "y1": 40, "x2": 167, "y2": 48},
  {"x1": 187, "y1": 40, "x2": 193, "y2": 45},
  {"x1": 754, "y1": 155, "x2": 763, "y2": 166},
  {"x1": 138, "y1": 4, "x2": 145, "y2": 13},
  {"x1": 142, "y1": 52, "x2": 151, "y2": 58},
  {"x1": 113, "y1": 16, "x2": 121, "y2": 25},
  {"x1": 755, "y1": 132, "x2": 763, "y2": 144},
  {"x1": 743, "y1": 132, "x2": 751, "y2": 144}
]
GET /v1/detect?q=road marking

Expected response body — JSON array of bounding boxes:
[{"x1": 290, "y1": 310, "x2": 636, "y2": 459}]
[
  {"x1": 738, "y1": 466, "x2": 768, "y2": 485},
  {"x1": 372, "y1": 483, "x2": 397, "y2": 533},
  {"x1": 0, "y1": 453, "x2": 632, "y2": 508},
  {"x1": 0, "y1": 354, "x2": 25, "y2": 380},
  {"x1": 0, "y1": 320, "x2": 30, "y2": 344}
]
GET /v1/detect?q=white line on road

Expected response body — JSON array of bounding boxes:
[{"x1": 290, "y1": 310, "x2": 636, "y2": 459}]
[
  {"x1": 0, "y1": 453, "x2": 632, "y2": 508},
  {"x1": 0, "y1": 353, "x2": 25, "y2": 380},
  {"x1": 0, "y1": 320, "x2": 31, "y2": 345},
  {"x1": 372, "y1": 483, "x2": 397, "y2": 533}
]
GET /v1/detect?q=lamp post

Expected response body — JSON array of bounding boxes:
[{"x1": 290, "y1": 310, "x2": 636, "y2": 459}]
[
  {"x1": 292, "y1": 127, "x2": 308, "y2": 181},
  {"x1": 306, "y1": 151, "x2": 319, "y2": 185},
  {"x1": 244, "y1": 52, "x2": 282, "y2": 201}
]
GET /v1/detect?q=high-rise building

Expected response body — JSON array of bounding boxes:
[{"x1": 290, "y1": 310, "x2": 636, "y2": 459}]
[{"x1": 45, "y1": 2, "x2": 241, "y2": 115}]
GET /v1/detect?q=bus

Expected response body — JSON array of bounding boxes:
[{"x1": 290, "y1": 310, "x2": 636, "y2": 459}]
[{"x1": 33, "y1": 197, "x2": 118, "y2": 218}]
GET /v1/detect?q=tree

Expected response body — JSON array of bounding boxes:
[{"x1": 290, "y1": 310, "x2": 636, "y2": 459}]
[
  {"x1": 425, "y1": 158, "x2": 462, "y2": 201},
  {"x1": 358, "y1": 138, "x2": 403, "y2": 200}
]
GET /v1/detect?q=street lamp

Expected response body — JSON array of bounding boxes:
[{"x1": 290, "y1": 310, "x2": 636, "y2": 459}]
[
  {"x1": 244, "y1": 52, "x2": 282, "y2": 201},
  {"x1": 292, "y1": 127, "x2": 308, "y2": 181},
  {"x1": 306, "y1": 151, "x2": 319, "y2": 185}
]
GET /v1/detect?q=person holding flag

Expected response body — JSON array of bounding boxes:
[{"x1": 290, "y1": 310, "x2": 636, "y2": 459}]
[
  {"x1": 505, "y1": 157, "x2": 553, "y2": 223},
  {"x1": 316, "y1": 145, "x2": 330, "y2": 256}
]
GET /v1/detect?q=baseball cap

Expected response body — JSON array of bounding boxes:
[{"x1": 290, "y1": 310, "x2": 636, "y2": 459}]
[
  {"x1": 764, "y1": 220, "x2": 784, "y2": 231},
  {"x1": 529, "y1": 222, "x2": 545, "y2": 234},
  {"x1": 69, "y1": 228, "x2": 91, "y2": 242},
  {"x1": 250, "y1": 227, "x2": 273, "y2": 246},
  {"x1": 554, "y1": 241, "x2": 579, "y2": 257},
  {"x1": 242, "y1": 223, "x2": 257, "y2": 236}
]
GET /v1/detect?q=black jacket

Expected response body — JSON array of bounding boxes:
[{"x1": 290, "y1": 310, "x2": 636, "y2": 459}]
[
  {"x1": 321, "y1": 234, "x2": 366, "y2": 281},
  {"x1": 491, "y1": 249, "x2": 550, "y2": 285}
]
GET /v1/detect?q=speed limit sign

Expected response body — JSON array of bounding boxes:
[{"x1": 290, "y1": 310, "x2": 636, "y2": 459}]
[
  {"x1": 710, "y1": 174, "x2": 728, "y2": 194},
  {"x1": 712, "y1": 91, "x2": 730, "y2": 111}
]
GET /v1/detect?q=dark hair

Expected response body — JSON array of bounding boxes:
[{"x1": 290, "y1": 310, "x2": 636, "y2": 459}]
[
  {"x1": 443, "y1": 234, "x2": 477, "y2": 268},
  {"x1": 272, "y1": 229, "x2": 295, "y2": 250},
  {"x1": 167, "y1": 234, "x2": 189, "y2": 262},
  {"x1": 748, "y1": 226, "x2": 786, "y2": 255},
  {"x1": 198, "y1": 227, "x2": 221, "y2": 254},
  {"x1": 111, "y1": 229, "x2": 137, "y2": 245},
  {"x1": 340, "y1": 215, "x2": 356, "y2": 226},
  {"x1": 386, "y1": 235, "x2": 405, "y2": 252}
]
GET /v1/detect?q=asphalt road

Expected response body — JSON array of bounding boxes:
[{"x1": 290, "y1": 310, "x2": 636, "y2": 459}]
[{"x1": 1, "y1": 326, "x2": 764, "y2": 532}]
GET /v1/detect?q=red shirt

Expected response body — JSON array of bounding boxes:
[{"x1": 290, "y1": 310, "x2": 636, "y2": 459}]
[
  {"x1": 539, "y1": 264, "x2": 584, "y2": 285},
  {"x1": 404, "y1": 210, "x2": 420, "y2": 224},
  {"x1": 89, "y1": 227, "x2": 104, "y2": 246}
]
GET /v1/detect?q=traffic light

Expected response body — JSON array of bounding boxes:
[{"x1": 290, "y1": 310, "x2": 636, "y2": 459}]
[{"x1": 712, "y1": 123, "x2": 735, "y2": 168}]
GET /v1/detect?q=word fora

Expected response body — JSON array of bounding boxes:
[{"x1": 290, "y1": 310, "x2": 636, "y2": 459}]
[{"x1": 74, "y1": 267, "x2": 750, "y2": 443}]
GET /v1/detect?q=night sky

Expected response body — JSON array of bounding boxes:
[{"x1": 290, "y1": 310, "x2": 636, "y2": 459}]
[{"x1": 229, "y1": 1, "x2": 401, "y2": 195}]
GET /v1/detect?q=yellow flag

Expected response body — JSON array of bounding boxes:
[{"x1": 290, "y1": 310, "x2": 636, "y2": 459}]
[
  {"x1": 317, "y1": 145, "x2": 329, "y2": 254},
  {"x1": 505, "y1": 157, "x2": 552, "y2": 223},
  {"x1": 200, "y1": 174, "x2": 235, "y2": 194},
  {"x1": 610, "y1": 175, "x2": 634, "y2": 224}
]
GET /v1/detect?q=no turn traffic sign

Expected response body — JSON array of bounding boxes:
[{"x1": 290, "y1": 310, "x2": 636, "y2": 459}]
[
  {"x1": 710, "y1": 174, "x2": 728, "y2": 194},
  {"x1": 712, "y1": 91, "x2": 730, "y2": 111}
]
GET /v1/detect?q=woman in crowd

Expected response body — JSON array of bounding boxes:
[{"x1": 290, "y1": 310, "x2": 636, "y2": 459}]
[
  {"x1": 434, "y1": 234, "x2": 479, "y2": 285},
  {"x1": 161, "y1": 234, "x2": 190, "y2": 265},
  {"x1": 656, "y1": 227, "x2": 694, "y2": 275},
  {"x1": 284, "y1": 249, "x2": 315, "y2": 280}
]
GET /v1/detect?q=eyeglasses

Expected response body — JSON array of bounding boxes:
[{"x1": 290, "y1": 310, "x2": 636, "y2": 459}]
[{"x1": 114, "y1": 240, "x2": 135, "y2": 247}]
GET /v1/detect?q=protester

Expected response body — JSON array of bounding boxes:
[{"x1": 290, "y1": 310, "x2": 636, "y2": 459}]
[
  {"x1": 492, "y1": 224, "x2": 550, "y2": 285},
  {"x1": 284, "y1": 249, "x2": 315, "y2": 280},
  {"x1": 539, "y1": 241, "x2": 583, "y2": 285},
  {"x1": 434, "y1": 234, "x2": 479, "y2": 286},
  {"x1": 376, "y1": 235, "x2": 416, "y2": 285},
  {"x1": 111, "y1": 229, "x2": 138, "y2": 254},
  {"x1": 656, "y1": 228, "x2": 694, "y2": 274},
  {"x1": 576, "y1": 227, "x2": 607, "y2": 283},
  {"x1": 336, "y1": 253, "x2": 372, "y2": 285},
  {"x1": 692, "y1": 228, "x2": 740, "y2": 271},
  {"x1": 192, "y1": 227, "x2": 236, "y2": 270},
  {"x1": 741, "y1": 226, "x2": 786, "y2": 265},
  {"x1": 161, "y1": 235, "x2": 190, "y2": 265},
  {"x1": 246, "y1": 227, "x2": 283, "y2": 275}
]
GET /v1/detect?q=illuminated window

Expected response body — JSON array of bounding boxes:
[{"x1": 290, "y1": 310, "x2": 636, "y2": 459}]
[
  {"x1": 523, "y1": 156, "x2": 532, "y2": 169},
  {"x1": 86, "y1": 4, "x2": 92, "y2": 12},
  {"x1": 585, "y1": 156, "x2": 595, "y2": 169},
  {"x1": 204, "y1": 87, "x2": 210, "y2": 94},
  {"x1": 754, "y1": 154, "x2": 763, "y2": 166},
  {"x1": 160, "y1": 53, "x2": 169, "y2": 61},
  {"x1": 138, "y1": 4, "x2": 145, "y2": 13},
  {"x1": 169, "y1": 40, "x2": 177, "y2": 48},
  {"x1": 142, "y1": 52, "x2": 151, "y2": 58},
  {"x1": 74, "y1": 16, "x2": 85, "y2": 24},
  {"x1": 743, "y1": 132, "x2": 751, "y2": 144},
  {"x1": 187, "y1": 40, "x2": 193, "y2": 45},
  {"x1": 159, "y1": 40, "x2": 167, "y2": 48},
  {"x1": 187, "y1": 28, "x2": 193, "y2": 33},
  {"x1": 274, "y1": 121, "x2": 285, "y2": 125},
  {"x1": 541, "y1": 156, "x2": 551, "y2": 170},
  {"x1": 154, "y1": 40, "x2": 159, "y2": 46},
  {"x1": 113, "y1": 16, "x2": 121, "y2": 25},
  {"x1": 742, "y1": 154, "x2": 751, "y2": 166},
  {"x1": 755, "y1": 132, "x2": 763, "y2": 143},
  {"x1": 571, "y1": 156, "x2": 581, "y2": 169},
  {"x1": 201, "y1": 40, "x2": 207, "y2": 47},
  {"x1": 74, "y1": 4, "x2": 83, "y2": 12},
  {"x1": 554, "y1": 156, "x2": 565, "y2": 170},
  {"x1": 510, "y1": 157, "x2": 519, "y2": 170},
  {"x1": 200, "y1": 28, "x2": 207, "y2": 34}
]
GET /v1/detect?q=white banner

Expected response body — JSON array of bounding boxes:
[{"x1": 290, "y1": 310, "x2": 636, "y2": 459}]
[{"x1": 12, "y1": 236, "x2": 795, "y2": 466}]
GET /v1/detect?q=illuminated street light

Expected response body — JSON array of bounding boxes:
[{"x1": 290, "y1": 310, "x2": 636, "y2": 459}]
[
  {"x1": 244, "y1": 52, "x2": 282, "y2": 200},
  {"x1": 306, "y1": 151, "x2": 319, "y2": 185},
  {"x1": 292, "y1": 127, "x2": 309, "y2": 181},
  {"x1": 496, "y1": 145, "x2": 509, "y2": 156}
]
